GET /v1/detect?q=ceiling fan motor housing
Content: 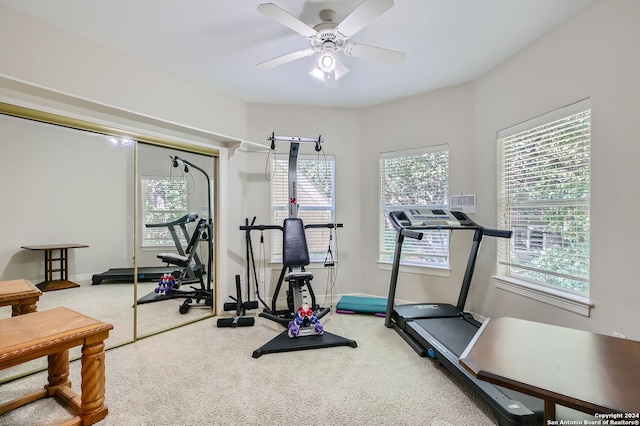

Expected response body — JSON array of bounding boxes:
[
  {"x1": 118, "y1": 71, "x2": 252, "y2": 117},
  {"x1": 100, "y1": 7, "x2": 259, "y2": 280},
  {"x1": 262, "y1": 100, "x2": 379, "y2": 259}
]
[{"x1": 311, "y1": 10, "x2": 347, "y2": 51}]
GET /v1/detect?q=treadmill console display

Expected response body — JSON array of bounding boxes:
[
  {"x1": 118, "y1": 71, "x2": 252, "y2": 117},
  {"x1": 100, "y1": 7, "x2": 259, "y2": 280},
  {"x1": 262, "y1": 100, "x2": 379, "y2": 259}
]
[{"x1": 402, "y1": 208, "x2": 472, "y2": 228}]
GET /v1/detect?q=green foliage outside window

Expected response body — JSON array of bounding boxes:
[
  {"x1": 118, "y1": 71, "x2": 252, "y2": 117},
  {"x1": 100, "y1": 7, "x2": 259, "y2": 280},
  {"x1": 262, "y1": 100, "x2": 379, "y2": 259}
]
[
  {"x1": 142, "y1": 177, "x2": 188, "y2": 246},
  {"x1": 500, "y1": 107, "x2": 590, "y2": 294},
  {"x1": 380, "y1": 147, "x2": 450, "y2": 266}
]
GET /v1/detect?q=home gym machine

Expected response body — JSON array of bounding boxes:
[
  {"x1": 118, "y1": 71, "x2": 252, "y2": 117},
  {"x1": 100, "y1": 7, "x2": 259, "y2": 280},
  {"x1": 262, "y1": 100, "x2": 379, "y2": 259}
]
[
  {"x1": 248, "y1": 133, "x2": 357, "y2": 358},
  {"x1": 137, "y1": 155, "x2": 214, "y2": 314},
  {"x1": 384, "y1": 208, "x2": 544, "y2": 426},
  {"x1": 91, "y1": 213, "x2": 199, "y2": 285}
]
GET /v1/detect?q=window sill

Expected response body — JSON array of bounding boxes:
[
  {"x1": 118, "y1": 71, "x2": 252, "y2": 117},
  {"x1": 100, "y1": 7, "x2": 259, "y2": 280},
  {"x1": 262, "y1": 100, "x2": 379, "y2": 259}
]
[
  {"x1": 377, "y1": 261, "x2": 450, "y2": 278},
  {"x1": 493, "y1": 275, "x2": 592, "y2": 317}
]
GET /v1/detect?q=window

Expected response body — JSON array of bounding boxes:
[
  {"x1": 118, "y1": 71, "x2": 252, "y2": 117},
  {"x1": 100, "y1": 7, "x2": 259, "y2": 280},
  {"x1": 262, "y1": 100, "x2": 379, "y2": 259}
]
[
  {"x1": 379, "y1": 145, "x2": 450, "y2": 268},
  {"x1": 141, "y1": 176, "x2": 188, "y2": 247},
  {"x1": 270, "y1": 154, "x2": 335, "y2": 262},
  {"x1": 497, "y1": 99, "x2": 591, "y2": 296}
]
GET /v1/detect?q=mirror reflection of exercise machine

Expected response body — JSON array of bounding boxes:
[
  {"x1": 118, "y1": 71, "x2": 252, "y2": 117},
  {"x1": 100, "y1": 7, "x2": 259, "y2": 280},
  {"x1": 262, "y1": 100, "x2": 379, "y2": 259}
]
[
  {"x1": 384, "y1": 208, "x2": 543, "y2": 426},
  {"x1": 247, "y1": 133, "x2": 357, "y2": 358},
  {"x1": 91, "y1": 213, "x2": 198, "y2": 285},
  {"x1": 136, "y1": 156, "x2": 214, "y2": 313}
]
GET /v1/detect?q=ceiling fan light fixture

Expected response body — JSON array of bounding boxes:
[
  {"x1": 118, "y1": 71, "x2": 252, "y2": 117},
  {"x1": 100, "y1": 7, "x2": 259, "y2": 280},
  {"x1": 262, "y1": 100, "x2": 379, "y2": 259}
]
[
  {"x1": 310, "y1": 56, "x2": 350, "y2": 88},
  {"x1": 318, "y1": 52, "x2": 336, "y2": 72},
  {"x1": 333, "y1": 59, "x2": 350, "y2": 80},
  {"x1": 309, "y1": 67, "x2": 325, "y2": 80}
]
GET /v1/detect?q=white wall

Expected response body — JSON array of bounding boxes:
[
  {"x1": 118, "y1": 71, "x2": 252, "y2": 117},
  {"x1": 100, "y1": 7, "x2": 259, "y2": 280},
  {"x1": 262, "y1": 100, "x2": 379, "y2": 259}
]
[
  {"x1": 360, "y1": 83, "x2": 476, "y2": 303},
  {"x1": 0, "y1": 5, "x2": 247, "y2": 140},
  {"x1": 471, "y1": 0, "x2": 640, "y2": 339}
]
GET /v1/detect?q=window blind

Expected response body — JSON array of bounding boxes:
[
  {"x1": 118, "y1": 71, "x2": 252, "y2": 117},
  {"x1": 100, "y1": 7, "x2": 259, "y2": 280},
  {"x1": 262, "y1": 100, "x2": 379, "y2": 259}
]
[
  {"x1": 142, "y1": 176, "x2": 188, "y2": 247},
  {"x1": 379, "y1": 145, "x2": 450, "y2": 267},
  {"x1": 271, "y1": 154, "x2": 335, "y2": 262},
  {"x1": 497, "y1": 100, "x2": 591, "y2": 294}
]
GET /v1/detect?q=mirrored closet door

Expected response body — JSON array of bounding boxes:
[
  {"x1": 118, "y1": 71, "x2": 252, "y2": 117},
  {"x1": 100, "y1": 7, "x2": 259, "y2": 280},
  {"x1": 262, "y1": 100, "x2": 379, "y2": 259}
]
[{"x1": 0, "y1": 103, "x2": 217, "y2": 383}]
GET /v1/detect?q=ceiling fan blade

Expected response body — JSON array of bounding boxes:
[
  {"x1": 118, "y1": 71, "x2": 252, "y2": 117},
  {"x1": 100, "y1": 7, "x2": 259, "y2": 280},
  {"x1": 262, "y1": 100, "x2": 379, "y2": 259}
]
[
  {"x1": 344, "y1": 43, "x2": 406, "y2": 66},
  {"x1": 334, "y1": 0, "x2": 395, "y2": 38},
  {"x1": 257, "y1": 48, "x2": 317, "y2": 69},
  {"x1": 257, "y1": 3, "x2": 318, "y2": 39}
]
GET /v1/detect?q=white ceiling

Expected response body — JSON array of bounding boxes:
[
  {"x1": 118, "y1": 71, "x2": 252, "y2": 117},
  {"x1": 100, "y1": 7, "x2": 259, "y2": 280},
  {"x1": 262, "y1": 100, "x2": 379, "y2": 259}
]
[{"x1": 2, "y1": 0, "x2": 594, "y2": 108}]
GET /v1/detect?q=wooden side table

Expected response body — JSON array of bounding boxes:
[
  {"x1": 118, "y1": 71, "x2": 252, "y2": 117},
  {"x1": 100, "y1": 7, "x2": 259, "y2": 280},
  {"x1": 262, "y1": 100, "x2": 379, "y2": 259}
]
[
  {"x1": 0, "y1": 279, "x2": 41, "y2": 316},
  {"x1": 21, "y1": 244, "x2": 89, "y2": 291},
  {"x1": 460, "y1": 317, "x2": 640, "y2": 422},
  {"x1": 0, "y1": 307, "x2": 113, "y2": 425}
]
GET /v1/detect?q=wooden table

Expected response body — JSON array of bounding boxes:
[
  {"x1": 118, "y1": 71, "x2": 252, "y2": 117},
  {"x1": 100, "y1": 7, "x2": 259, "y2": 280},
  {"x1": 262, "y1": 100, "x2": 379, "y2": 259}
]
[
  {"x1": 460, "y1": 317, "x2": 640, "y2": 422},
  {"x1": 21, "y1": 244, "x2": 89, "y2": 292},
  {"x1": 0, "y1": 307, "x2": 113, "y2": 425},
  {"x1": 0, "y1": 279, "x2": 41, "y2": 316}
]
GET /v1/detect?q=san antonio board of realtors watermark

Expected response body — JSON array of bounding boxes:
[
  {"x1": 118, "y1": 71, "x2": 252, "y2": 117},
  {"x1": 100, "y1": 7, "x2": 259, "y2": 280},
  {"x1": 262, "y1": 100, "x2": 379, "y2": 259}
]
[{"x1": 547, "y1": 413, "x2": 640, "y2": 425}]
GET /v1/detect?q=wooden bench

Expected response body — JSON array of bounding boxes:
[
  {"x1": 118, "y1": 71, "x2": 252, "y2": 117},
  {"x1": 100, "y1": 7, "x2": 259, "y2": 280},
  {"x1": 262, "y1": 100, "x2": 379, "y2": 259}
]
[
  {"x1": 0, "y1": 279, "x2": 42, "y2": 316},
  {"x1": 0, "y1": 307, "x2": 113, "y2": 425}
]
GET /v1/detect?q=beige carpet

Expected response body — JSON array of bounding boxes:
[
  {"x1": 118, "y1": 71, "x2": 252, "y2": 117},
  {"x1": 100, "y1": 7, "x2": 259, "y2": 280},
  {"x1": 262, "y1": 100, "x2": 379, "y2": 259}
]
[{"x1": 0, "y1": 310, "x2": 498, "y2": 425}]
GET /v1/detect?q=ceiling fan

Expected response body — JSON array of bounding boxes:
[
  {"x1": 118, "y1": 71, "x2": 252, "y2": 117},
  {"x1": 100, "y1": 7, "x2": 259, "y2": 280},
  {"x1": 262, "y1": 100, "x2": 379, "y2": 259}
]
[{"x1": 257, "y1": 0, "x2": 406, "y2": 89}]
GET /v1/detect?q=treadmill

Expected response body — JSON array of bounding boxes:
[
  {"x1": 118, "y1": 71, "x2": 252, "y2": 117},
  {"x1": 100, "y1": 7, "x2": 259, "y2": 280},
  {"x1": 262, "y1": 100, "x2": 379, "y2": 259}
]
[
  {"x1": 91, "y1": 213, "x2": 199, "y2": 285},
  {"x1": 384, "y1": 208, "x2": 544, "y2": 426}
]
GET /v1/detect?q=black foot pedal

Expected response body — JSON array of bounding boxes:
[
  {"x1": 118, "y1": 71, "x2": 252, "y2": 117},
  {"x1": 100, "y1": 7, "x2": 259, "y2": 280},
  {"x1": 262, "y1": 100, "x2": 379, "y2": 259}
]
[
  {"x1": 243, "y1": 301, "x2": 259, "y2": 310},
  {"x1": 216, "y1": 316, "x2": 255, "y2": 328},
  {"x1": 217, "y1": 317, "x2": 234, "y2": 327},
  {"x1": 223, "y1": 301, "x2": 238, "y2": 311},
  {"x1": 236, "y1": 317, "x2": 255, "y2": 327},
  {"x1": 179, "y1": 299, "x2": 192, "y2": 314}
]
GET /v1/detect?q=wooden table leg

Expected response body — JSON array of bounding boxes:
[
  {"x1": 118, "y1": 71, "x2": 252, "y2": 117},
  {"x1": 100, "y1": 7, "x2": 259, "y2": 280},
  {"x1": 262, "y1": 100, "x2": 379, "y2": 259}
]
[
  {"x1": 47, "y1": 350, "x2": 71, "y2": 394},
  {"x1": 13, "y1": 296, "x2": 39, "y2": 316},
  {"x1": 61, "y1": 248, "x2": 68, "y2": 282},
  {"x1": 544, "y1": 399, "x2": 557, "y2": 423},
  {"x1": 79, "y1": 339, "x2": 108, "y2": 424},
  {"x1": 45, "y1": 249, "x2": 52, "y2": 282}
]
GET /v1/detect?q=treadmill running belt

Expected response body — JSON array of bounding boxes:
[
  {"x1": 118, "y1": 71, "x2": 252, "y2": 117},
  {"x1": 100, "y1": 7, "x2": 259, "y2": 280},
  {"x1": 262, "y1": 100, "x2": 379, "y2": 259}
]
[{"x1": 413, "y1": 317, "x2": 479, "y2": 356}]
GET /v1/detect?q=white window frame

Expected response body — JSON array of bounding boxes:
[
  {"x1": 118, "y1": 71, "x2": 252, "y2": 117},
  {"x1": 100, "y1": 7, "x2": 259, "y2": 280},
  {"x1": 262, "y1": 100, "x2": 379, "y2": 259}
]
[
  {"x1": 495, "y1": 99, "x2": 592, "y2": 316},
  {"x1": 141, "y1": 176, "x2": 188, "y2": 248},
  {"x1": 270, "y1": 153, "x2": 336, "y2": 263},
  {"x1": 379, "y1": 145, "x2": 450, "y2": 271}
]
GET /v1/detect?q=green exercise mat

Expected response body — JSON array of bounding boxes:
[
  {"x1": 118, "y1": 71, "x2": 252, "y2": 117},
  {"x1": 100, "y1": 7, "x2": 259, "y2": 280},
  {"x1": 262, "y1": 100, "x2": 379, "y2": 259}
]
[{"x1": 336, "y1": 295, "x2": 388, "y2": 315}]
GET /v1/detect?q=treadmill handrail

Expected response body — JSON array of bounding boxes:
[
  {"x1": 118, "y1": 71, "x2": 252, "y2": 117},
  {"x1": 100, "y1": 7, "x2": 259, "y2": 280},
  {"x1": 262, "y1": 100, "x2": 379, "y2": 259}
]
[
  {"x1": 482, "y1": 228, "x2": 512, "y2": 239},
  {"x1": 387, "y1": 212, "x2": 425, "y2": 240},
  {"x1": 388, "y1": 210, "x2": 512, "y2": 240},
  {"x1": 388, "y1": 209, "x2": 480, "y2": 236},
  {"x1": 145, "y1": 212, "x2": 199, "y2": 228}
]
